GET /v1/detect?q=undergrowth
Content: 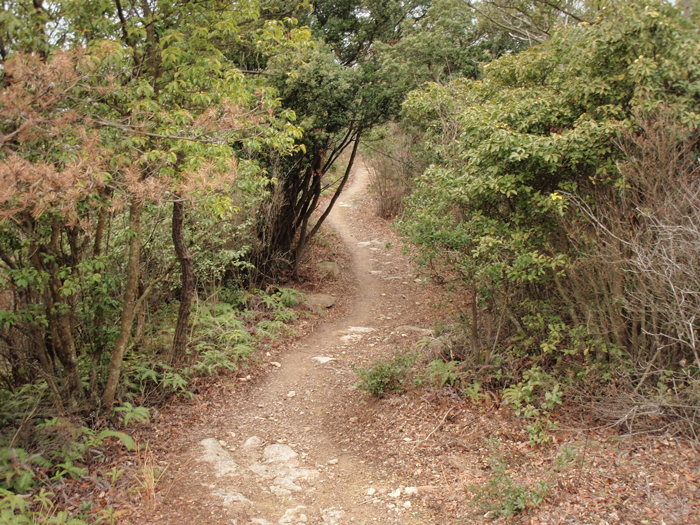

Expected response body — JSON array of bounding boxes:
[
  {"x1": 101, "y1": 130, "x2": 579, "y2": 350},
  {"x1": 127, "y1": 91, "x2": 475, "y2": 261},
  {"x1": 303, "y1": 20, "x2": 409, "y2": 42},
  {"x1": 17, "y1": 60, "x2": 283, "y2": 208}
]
[{"x1": 0, "y1": 287, "x2": 306, "y2": 523}]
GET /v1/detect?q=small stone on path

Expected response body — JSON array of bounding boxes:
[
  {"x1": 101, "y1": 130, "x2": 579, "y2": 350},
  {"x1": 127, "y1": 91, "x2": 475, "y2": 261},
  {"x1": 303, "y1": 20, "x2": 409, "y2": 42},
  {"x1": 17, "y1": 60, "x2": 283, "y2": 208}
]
[
  {"x1": 327, "y1": 458, "x2": 338, "y2": 465},
  {"x1": 316, "y1": 261, "x2": 339, "y2": 278},
  {"x1": 312, "y1": 356, "x2": 335, "y2": 364},
  {"x1": 307, "y1": 294, "x2": 336, "y2": 309},
  {"x1": 388, "y1": 488, "x2": 402, "y2": 498},
  {"x1": 241, "y1": 436, "x2": 262, "y2": 450},
  {"x1": 263, "y1": 444, "x2": 298, "y2": 464}
]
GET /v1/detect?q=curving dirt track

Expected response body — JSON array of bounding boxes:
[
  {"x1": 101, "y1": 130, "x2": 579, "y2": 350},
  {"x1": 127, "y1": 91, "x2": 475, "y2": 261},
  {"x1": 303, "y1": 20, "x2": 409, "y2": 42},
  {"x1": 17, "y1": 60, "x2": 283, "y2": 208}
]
[{"x1": 134, "y1": 161, "x2": 444, "y2": 525}]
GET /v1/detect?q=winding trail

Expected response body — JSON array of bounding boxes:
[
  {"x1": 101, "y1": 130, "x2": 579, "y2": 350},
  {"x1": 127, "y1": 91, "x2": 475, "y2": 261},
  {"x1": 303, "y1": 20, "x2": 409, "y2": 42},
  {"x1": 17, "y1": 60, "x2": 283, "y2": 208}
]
[{"x1": 142, "y1": 162, "x2": 438, "y2": 525}]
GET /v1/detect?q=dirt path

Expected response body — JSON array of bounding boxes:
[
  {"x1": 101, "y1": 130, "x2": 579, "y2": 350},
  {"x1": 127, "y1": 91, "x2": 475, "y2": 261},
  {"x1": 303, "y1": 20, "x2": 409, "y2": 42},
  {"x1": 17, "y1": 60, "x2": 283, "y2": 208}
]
[{"x1": 137, "y1": 162, "x2": 442, "y2": 525}]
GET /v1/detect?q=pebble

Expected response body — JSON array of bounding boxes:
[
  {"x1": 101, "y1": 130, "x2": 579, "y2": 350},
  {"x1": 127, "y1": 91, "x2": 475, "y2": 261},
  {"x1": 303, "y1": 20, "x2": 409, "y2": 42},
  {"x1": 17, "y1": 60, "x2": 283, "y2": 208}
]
[
  {"x1": 287, "y1": 391, "x2": 296, "y2": 398},
  {"x1": 327, "y1": 458, "x2": 339, "y2": 465},
  {"x1": 403, "y1": 501, "x2": 411, "y2": 509},
  {"x1": 271, "y1": 362, "x2": 282, "y2": 367},
  {"x1": 404, "y1": 486, "x2": 418, "y2": 496},
  {"x1": 388, "y1": 488, "x2": 401, "y2": 498},
  {"x1": 366, "y1": 488, "x2": 376, "y2": 496}
]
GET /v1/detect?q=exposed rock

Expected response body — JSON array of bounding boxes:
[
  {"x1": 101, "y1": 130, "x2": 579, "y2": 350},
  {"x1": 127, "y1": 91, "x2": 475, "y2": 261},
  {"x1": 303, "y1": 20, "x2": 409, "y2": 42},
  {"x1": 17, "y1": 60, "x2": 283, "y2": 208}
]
[
  {"x1": 339, "y1": 334, "x2": 362, "y2": 345},
  {"x1": 278, "y1": 506, "x2": 308, "y2": 524},
  {"x1": 270, "y1": 485, "x2": 292, "y2": 497},
  {"x1": 389, "y1": 488, "x2": 402, "y2": 498},
  {"x1": 321, "y1": 508, "x2": 346, "y2": 525},
  {"x1": 240, "y1": 436, "x2": 262, "y2": 456},
  {"x1": 307, "y1": 294, "x2": 336, "y2": 309},
  {"x1": 394, "y1": 325, "x2": 433, "y2": 336},
  {"x1": 348, "y1": 326, "x2": 375, "y2": 333},
  {"x1": 199, "y1": 438, "x2": 239, "y2": 477},
  {"x1": 316, "y1": 261, "x2": 339, "y2": 278},
  {"x1": 312, "y1": 356, "x2": 336, "y2": 364},
  {"x1": 211, "y1": 489, "x2": 252, "y2": 506},
  {"x1": 404, "y1": 486, "x2": 419, "y2": 496},
  {"x1": 263, "y1": 444, "x2": 298, "y2": 464},
  {"x1": 272, "y1": 476, "x2": 302, "y2": 492}
]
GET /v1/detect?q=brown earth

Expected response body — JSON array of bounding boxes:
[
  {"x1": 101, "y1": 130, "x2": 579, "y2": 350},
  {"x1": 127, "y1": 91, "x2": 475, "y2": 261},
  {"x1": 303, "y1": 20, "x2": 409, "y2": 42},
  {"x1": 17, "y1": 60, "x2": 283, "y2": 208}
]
[{"x1": 126, "y1": 161, "x2": 700, "y2": 525}]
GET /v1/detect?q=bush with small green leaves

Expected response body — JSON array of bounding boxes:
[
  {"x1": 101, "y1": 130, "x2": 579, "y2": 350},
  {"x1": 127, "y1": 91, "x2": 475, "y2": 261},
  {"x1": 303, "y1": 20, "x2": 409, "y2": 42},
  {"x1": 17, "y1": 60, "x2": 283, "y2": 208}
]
[
  {"x1": 470, "y1": 439, "x2": 549, "y2": 517},
  {"x1": 351, "y1": 351, "x2": 417, "y2": 397}
]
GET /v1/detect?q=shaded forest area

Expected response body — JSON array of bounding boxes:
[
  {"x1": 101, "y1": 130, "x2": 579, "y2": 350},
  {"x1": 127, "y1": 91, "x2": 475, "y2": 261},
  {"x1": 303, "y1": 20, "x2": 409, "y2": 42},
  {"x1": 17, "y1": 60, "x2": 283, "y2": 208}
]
[{"x1": 0, "y1": 0, "x2": 699, "y2": 522}]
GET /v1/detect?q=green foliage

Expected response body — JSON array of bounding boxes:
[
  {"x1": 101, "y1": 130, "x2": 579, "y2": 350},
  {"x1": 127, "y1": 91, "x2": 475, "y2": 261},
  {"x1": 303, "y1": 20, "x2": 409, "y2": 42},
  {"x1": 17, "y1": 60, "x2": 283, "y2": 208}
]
[
  {"x1": 503, "y1": 367, "x2": 562, "y2": 445},
  {"x1": 113, "y1": 403, "x2": 151, "y2": 427},
  {"x1": 470, "y1": 439, "x2": 549, "y2": 517},
  {"x1": 0, "y1": 449, "x2": 48, "y2": 493},
  {"x1": 398, "y1": 0, "x2": 700, "y2": 434},
  {"x1": 426, "y1": 359, "x2": 458, "y2": 388},
  {"x1": 351, "y1": 351, "x2": 418, "y2": 397},
  {"x1": 464, "y1": 380, "x2": 486, "y2": 403},
  {"x1": 0, "y1": 488, "x2": 88, "y2": 524}
]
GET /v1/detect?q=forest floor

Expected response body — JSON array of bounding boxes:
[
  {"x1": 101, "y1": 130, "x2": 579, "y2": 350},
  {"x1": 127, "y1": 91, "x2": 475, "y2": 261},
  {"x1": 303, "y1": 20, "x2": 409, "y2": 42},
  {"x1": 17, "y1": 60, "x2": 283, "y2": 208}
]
[{"x1": 124, "y1": 161, "x2": 700, "y2": 525}]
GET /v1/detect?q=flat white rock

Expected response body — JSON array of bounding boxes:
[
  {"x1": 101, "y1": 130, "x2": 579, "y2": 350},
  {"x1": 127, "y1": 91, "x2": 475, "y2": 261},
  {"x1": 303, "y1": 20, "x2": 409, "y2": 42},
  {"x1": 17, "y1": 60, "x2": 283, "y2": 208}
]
[
  {"x1": 263, "y1": 444, "x2": 299, "y2": 464},
  {"x1": 211, "y1": 489, "x2": 252, "y2": 506},
  {"x1": 199, "y1": 438, "x2": 239, "y2": 477},
  {"x1": 321, "y1": 508, "x2": 346, "y2": 525},
  {"x1": 312, "y1": 356, "x2": 336, "y2": 364},
  {"x1": 278, "y1": 506, "x2": 308, "y2": 524},
  {"x1": 242, "y1": 436, "x2": 262, "y2": 449}
]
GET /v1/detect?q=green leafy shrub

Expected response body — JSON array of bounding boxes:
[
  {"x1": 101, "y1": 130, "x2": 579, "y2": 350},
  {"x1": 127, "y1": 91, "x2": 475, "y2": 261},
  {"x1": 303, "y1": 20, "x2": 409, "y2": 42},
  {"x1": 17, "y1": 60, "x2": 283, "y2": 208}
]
[
  {"x1": 399, "y1": 0, "x2": 700, "y2": 435},
  {"x1": 470, "y1": 439, "x2": 549, "y2": 517},
  {"x1": 113, "y1": 403, "x2": 151, "y2": 427},
  {"x1": 0, "y1": 488, "x2": 88, "y2": 524},
  {"x1": 426, "y1": 359, "x2": 458, "y2": 388},
  {"x1": 351, "y1": 351, "x2": 417, "y2": 397}
]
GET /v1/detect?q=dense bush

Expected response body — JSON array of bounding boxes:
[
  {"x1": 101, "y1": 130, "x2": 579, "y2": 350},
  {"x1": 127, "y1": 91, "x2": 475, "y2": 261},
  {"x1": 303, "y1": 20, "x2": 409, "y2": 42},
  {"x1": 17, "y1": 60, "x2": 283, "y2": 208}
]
[{"x1": 399, "y1": 0, "x2": 700, "y2": 435}]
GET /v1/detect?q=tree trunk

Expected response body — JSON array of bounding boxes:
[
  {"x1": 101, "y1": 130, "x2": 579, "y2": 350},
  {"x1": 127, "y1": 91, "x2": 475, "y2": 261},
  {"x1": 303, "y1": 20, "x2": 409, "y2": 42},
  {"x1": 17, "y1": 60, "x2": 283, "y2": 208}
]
[
  {"x1": 302, "y1": 133, "x2": 361, "y2": 247},
  {"x1": 132, "y1": 281, "x2": 147, "y2": 349},
  {"x1": 471, "y1": 284, "x2": 479, "y2": 363},
  {"x1": 171, "y1": 199, "x2": 194, "y2": 362},
  {"x1": 102, "y1": 201, "x2": 142, "y2": 407}
]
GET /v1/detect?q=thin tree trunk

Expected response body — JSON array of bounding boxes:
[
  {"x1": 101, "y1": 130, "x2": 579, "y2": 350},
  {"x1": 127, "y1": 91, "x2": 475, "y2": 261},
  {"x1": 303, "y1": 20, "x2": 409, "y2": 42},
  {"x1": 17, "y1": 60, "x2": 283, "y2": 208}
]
[
  {"x1": 303, "y1": 133, "x2": 361, "y2": 244},
  {"x1": 132, "y1": 281, "x2": 147, "y2": 349},
  {"x1": 102, "y1": 201, "x2": 142, "y2": 407},
  {"x1": 88, "y1": 204, "x2": 108, "y2": 398},
  {"x1": 471, "y1": 284, "x2": 479, "y2": 363},
  {"x1": 171, "y1": 199, "x2": 194, "y2": 362}
]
